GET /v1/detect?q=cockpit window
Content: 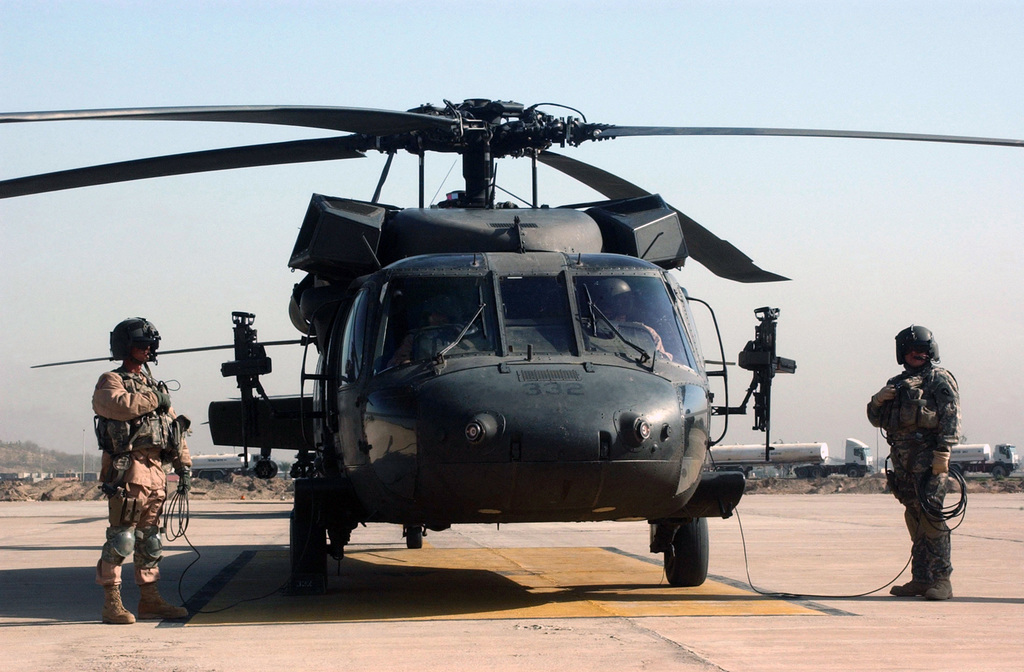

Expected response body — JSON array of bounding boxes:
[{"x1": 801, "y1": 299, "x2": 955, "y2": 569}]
[
  {"x1": 374, "y1": 276, "x2": 498, "y2": 372},
  {"x1": 574, "y1": 275, "x2": 692, "y2": 366},
  {"x1": 499, "y1": 275, "x2": 576, "y2": 355},
  {"x1": 339, "y1": 288, "x2": 370, "y2": 385}
]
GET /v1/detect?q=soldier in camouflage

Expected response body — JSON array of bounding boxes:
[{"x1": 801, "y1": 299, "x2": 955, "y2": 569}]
[
  {"x1": 867, "y1": 325, "x2": 960, "y2": 601},
  {"x1": 93, "y1": 318, "x2": 193, "y2": 624}
]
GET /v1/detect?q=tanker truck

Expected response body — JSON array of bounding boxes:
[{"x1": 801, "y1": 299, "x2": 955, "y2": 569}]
[
  {"x1": 708, "y1": 439, "x2": 874, "y2": 478},
  {"x1": 794, "y1": 438, "x2": 875, "y2": 478},
  {"x1": 189, "y1": 453, "x2": 246, "y2": 481},
  {"x1": 950, "y1": 444, "x2": 1018, "y2": 478}
]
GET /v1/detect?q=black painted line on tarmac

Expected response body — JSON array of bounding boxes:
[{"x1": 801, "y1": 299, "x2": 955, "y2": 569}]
[{"x1": 157, "y1": 550, "x2": 258, "y2": 628}]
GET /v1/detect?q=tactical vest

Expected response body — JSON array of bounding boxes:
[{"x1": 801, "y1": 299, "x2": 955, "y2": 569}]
[
  {"x1": 877, "y1": 372, "x2": 941, "y2": 436},
  {"x1": 94, "y1": 369, "x2": 174, "y2": 456}
]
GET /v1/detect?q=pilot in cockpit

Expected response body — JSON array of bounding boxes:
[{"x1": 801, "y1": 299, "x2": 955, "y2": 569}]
[
  {"x1": 386, "y1": 295, "x2": 461, "y2": 367},
  {"x1": 587, "y1": 278, "x2": 673, "y2": 361}
]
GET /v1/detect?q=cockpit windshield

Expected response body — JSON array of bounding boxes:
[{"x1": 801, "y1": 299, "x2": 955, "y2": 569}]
[
  {"x1": 372, "y1": 266, "x2": 694, "y2": 373},
  {"x1": 499, "y1": 275, "x2": 575, "y2": 355},
  {"x1": 374, "y1": 276, "x2": 498, "y2": 372},
  {"x1": 574, "y1": 275, "x2": 691, "y2": 365}
]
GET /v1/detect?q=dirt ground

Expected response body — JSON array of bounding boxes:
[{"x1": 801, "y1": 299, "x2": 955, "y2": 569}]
[
  {"x1": 0, "y1": 473, "x2": 294, "y2": 502},
  {"x1": 1, "y1": 472, "x2": 1021, "y2": 502}
]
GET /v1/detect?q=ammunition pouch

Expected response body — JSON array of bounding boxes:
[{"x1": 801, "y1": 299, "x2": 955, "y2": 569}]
[
  {"x1": 898, "y1": 386, "x2": 938, "y2": 429},
  {"x1": 881, "y1": 384, "x2": 939, "y2": 433},
  {"x1": 95, "y1": 415, "x2": 131, "y2": 455},
  {"x1": 107, "y1": 487, "x2": 143, "y2": 526},
  {"x1": 95, "y1": 414, "x2": 161, "y2": 455}
]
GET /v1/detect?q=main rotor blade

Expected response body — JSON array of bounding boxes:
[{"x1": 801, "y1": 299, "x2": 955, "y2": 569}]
[
  {"x1": 31, "y1": 339, "x2": 303, "y2": 369},
  {"x1": 538, "y1": 151, "x2": 788, "y2": 283},
  {"x1": 0, "y1": 105, "x2": 455, "y2": 135},
  {"x1": 537, "y1": 150, "x2": 649, "y2": 200},
  {"x1": 0, "y1": 136, "x2": 365, "y2": 198},
  {"x1": 589, "y1": 125, "x2": 1024, "y2": 148}
]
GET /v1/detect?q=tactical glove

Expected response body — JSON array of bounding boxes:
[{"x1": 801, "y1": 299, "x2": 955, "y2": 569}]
[
  {"x1": 932, "y1": 452, "x2": 950, "y2": 476},
  {"x1": 155, "y1": 391, "x2": 172, "y2": 413},
  {"x1": 871, "y1": 385, "x2": 896, "y2": 406},
  {"x1": 176, "y1": 468, "x2": 192, "y2": 494}
]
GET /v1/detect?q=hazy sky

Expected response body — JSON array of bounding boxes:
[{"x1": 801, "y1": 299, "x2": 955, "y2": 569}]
[{"x1": 2, "y1": 1, "x2": 1022, "y2": 462}]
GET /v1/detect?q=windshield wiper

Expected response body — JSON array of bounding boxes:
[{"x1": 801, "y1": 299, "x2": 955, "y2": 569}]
[
  {"x1": 582, "y1": 287, "x2": 651, "y2": 367},
  {"x1": 436, "y1": 302, "x2": 487, "y2": 365}
]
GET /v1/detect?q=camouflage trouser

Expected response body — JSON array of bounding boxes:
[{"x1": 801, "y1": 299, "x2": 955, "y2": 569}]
[
  {"x1": 889, "y1": 444, "x2": 952, "y2": 583},
  {"x1": 95, "y1": 482, "x2": 167, "y2": 587}
]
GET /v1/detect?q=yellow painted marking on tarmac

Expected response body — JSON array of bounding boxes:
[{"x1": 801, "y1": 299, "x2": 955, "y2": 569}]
[{"x1": 187, "y1": 547, "x2": 820, "y2": 626}]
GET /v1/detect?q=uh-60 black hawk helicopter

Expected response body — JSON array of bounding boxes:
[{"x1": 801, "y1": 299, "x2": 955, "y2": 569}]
[{"x1": 4, "y1": 99, "x2": 1021, "y2": 593}]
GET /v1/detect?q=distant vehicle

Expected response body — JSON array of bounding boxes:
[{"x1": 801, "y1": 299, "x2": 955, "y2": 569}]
[
  {"x1": 950, "y1": 444, "x2": 1018, "y2": 478},
  {"x1": 793, "y1": 438, "x2": 874, "y2": 479},
  {"x1": 709, "y1": 442, "x2": 826, "y2": 477},
  {"x1": 709, "y1": 439, "x2": 873, "y2": 478},
  {"x1": 189, "y1": 454, "x2": 246, "y2": 481}
]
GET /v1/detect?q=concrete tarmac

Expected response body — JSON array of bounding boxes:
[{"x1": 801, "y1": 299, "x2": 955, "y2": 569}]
[{"x1": 1, "y1": 493, "x2": 1021, "y2": 671}]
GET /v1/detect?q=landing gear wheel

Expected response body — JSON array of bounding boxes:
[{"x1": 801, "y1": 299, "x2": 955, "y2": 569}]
[
  {"x1": 664, "y1": 518, "x2": 709, "y2": 587},
  {"x1": 404, "y1": 525, "x2": 424, "y2": 549}
]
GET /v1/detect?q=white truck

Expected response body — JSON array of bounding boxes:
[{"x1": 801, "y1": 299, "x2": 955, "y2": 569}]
[
  {"x1": 793, "y1": 438, "x2": 875, "y2": 478},
  {"x1": 189, "y1": 453, "x2": 246, "y2": 481},
  {"x1": 709, "y1": 439, "x2": 874, "y2": 478},
  {"x1": 950, "y1": 444, "x2": 1018, "y2": 478}
]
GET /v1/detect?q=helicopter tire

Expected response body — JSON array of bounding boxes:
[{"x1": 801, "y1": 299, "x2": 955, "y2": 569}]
[
  {"x1": 290, "y1": 482, "x2": 327, "y2": 578},
  {"x1": 664, "y1": 518, "x2": 709, "y2": 587},
  {"x1": 404, "y1": 525, "x2": 424, "y2": 549}
]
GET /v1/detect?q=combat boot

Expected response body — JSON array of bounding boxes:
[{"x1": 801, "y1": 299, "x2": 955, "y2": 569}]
[
  {"x1": 889, "y1": 580, "x2": 930, "y2": 597},
  {"x1": 102, "y1": 584, "x2": 136, "y2": 624},
  {"x1": 137, "y1": 583, "x2": 188, "y2": 620},
  {"x1": 923, "y1": 578, "x2": 953, "y2": 601}
]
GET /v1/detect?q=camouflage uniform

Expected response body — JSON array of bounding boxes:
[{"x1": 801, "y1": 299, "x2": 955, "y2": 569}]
[
  {"x1": 93, "y1": 367, "x2": 191, "y2": 592},
  {"x1": 867, "y1": 362, "x2": 960, "y2": 587}
]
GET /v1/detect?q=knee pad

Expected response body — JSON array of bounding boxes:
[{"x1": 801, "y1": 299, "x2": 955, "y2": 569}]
[
  {"x1": 134, "y1": 525, "x2": 163, "y2": 567},
  {"x1": 101, "y1": 526, "x2": 136, "y2": 564}
]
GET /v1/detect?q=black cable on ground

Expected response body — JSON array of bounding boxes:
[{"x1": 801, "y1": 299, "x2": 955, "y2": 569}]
[
  {"x1": 735, "y1": 509, "x2": 912, "y2": 600},
  {"x1": 734, "y1": 468, "x2": 967, "y2": 600},
  {"x1": 164, "y1": 489, "x2": 289, "y2": 614}
]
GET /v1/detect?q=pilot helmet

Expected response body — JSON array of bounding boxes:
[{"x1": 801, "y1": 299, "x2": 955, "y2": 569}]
[
  {"x1": 110, "y1": 317, "x2": 161, "y2": 361},
  {"x1": 422, "y1": 296, "x2": 460, "y2": 322},
  {"x1": 895, "y1": 325, "x2": 939, "y2": 364},
  {"x1": 592, "y1": 277, "x2": 631, "y2": 303}
]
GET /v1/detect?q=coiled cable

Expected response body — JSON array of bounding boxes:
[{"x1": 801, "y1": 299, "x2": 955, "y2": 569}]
[{"x1": 919, "y1": 466, "x2": 968, "y2": 528}]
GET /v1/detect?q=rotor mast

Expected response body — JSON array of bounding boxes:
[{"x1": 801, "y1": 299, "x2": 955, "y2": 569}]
[{"x1": 462, "y1": 129, "x2": 493, "y2": 208}]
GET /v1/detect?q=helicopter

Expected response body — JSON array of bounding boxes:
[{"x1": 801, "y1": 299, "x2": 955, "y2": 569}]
[{"x1": 3, "y1": 99, "x2": 1020, "y2": 594}]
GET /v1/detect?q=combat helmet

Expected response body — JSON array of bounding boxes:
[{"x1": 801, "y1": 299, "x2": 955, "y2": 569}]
[
  {"x1": 895, "y1": 325, "x2": 939, "y2": 364},
  {"x1": 110, "y1": 318, "x2": 161, "y2": 362},
  {"x1": 590, "y1": 277, "x2": 632, "y2": 305}
]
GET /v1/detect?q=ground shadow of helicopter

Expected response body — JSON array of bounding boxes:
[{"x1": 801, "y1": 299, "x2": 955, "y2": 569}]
[{"x1": 5, "y1": 99, "x2": 1019, "y2": 594}]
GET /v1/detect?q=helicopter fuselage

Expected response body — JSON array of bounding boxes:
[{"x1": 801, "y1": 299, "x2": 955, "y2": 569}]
[{"x1": 319, "y1": 251, "x2": 711, "y2": 527}]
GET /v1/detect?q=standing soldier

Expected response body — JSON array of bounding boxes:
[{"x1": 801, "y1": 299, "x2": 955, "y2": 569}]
[
  {"x1": 867, "y1": 325, "x2": 961, "y2": 601},
  {"x1": 93, "y1": 318, "x2": 193, "y2": 624}
]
